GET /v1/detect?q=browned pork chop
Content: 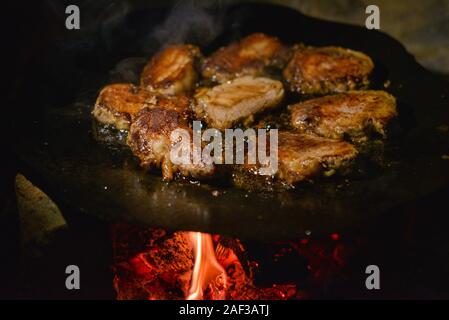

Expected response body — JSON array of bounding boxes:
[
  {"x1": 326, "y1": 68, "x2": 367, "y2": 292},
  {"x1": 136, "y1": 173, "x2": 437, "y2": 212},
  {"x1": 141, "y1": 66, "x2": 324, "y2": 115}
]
[
  {"x1": 127, "y1": 107, "x2": 215, "y2": 180},
  {"x1": 141, "y1": 44, "x2": 202, "y2": 95},
  {"x1": 289, "y1": 90, "x2": 397, "y2": 140},
  {"x1": 283, "y1": 45, "x2": 374, "y2": 96},
  {"x1": 92, "y1": 83, "x2": 192, "y2": 130},
  {"x1": 201, "y1": 33, "x2": 289, "y2": 83},
  {"x1": 194, "y1": 76, "x2": 284, "y2": 129}
]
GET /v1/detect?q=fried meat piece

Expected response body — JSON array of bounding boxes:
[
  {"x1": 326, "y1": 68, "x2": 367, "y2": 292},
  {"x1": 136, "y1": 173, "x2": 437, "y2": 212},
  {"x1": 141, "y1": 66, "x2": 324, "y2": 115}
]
[
  {"x1": 201, "y1": 33, "x2": 289, "y2": 83},
  {"x1": 289, "y1": 90, "x2": 397, "y2": 140},
  {"x1": 283, "y1": 45, "x2": 374, "y2": 96},
  {"x1": 276, "y1": 133, "x2": 357, "y2": 184},
  {"x1": 194, "y1": 76, "x2": 284, "y2": 129},
  {"x1": 92, "y1": 83, "x2": 192, "y2": 130},
  {"x1": 140, "y1": 45, "x2": 202, "y2": 95},
  {"x1": 244, "y1": 132, "x2": 357, "y2": 185},
  {"x1": 127, "y1": 107, "x2": 214, "y2": 180}
]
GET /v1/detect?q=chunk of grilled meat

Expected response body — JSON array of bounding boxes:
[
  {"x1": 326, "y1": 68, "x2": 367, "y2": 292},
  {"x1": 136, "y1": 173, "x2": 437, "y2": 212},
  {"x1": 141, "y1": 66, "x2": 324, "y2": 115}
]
[
  {"x1": 276, "y1": 133, "x2": 357, "y2": 184},
  {"x1": 140, "y1": 45, "x2": 202, "y2": 95},
  {"x1": 92, "y1": 83, "x2": 192, "y2": 130},
  {"x1": 243, "y1": 132, "x2": 357, "y2": 185},
  {"x1": 194, "y1": 76, "x2": 284, "y2": 129},
  {"x1": 201, "y1": 33, "x2": 289, "y2": 83},
  {"x1": 283, "y1": 45, "x2": 374, "y2": 96},
  {"x1": 127, "y1": 107, "x2": 214, "y2": 180},
  {"x1": 289, "y1": 90, "x2": 397, "y2": 140}
]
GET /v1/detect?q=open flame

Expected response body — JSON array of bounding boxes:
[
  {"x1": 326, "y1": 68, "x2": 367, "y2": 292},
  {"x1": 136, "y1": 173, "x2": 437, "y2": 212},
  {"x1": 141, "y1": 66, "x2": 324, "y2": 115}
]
[{"x1": 186, "y1": 232, "x2": 227, "y2": 300}]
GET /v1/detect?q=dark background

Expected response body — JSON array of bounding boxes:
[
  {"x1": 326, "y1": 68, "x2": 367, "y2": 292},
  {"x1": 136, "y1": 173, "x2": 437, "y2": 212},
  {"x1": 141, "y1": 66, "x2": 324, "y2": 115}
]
[{"x1": 2, "y1": 0, "x2": 449, "y2": 299}]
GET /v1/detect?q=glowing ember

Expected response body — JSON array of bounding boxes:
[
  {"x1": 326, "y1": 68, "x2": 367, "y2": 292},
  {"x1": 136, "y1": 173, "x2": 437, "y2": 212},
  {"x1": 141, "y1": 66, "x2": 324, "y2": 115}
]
[
  {"x1": 110, "y1": 225, "x2": 324, "y2": 300},
  {"x1": 186, "y1": 232, "x2": 227, "y2": 300}
]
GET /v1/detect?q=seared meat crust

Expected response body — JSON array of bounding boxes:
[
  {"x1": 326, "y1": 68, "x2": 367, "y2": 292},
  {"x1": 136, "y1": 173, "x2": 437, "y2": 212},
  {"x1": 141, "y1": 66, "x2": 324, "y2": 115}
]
[
  {"x1": 289, "y1": 90, "x2": 397, "y2": 139},
  {"x1": 283, "y1": 45, "x2": 374, "y2": 96},
  {"x1": 127, "y1": 107, "x2": 214, "y2": 180},
  {"x1": 194, "y1": 76, "x2": 284, "y2": 129},
  {"x1": 92, "y1": 35, "x2": 394, "y2": 187},
  {"x1": 92, "y1": 83, "x2": 192, "y2": 130},
  {"x1": 141, "y1": 44, "x2": 202, "y2": 95},
  {"x1": 276, "y1": 132, "x2": 357, "y2": 184},
  {"x1": 244, "y1": 132, "x2": 357, "y2": 185},
  {"x1": 202, "y1": 33, "x2": 289, "y2": 83}
]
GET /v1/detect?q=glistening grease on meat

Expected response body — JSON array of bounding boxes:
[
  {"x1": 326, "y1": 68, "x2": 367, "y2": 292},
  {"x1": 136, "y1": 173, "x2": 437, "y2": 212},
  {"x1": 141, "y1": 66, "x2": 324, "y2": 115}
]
[
  {"x1": 127, "y1": 107, "x2": 215, "y2": 181},
  {"x1": 92, "y1": 83, "x2": 192, "y2": 130},
  {"x1": 141, "y1": 44, "x2": 202, "y2": 95},
  {"x1": 289, "y1": 91, "x2": 397, "y2": 140},
  {"x1": 202, "y1": 33, "x2": 289, "y2": 83},
  {"x1": 194, "y1": 76, "x2": 284, "y2": 130},
  {"x1": 241, "y1": 132, "x2": 357, "y2": 185},
  {"x1": 92, "y1": 33, "x2": 396, "y2": 186},
  {"x1": 283, "y1": 45, "x2": 374, "y2": 96}
]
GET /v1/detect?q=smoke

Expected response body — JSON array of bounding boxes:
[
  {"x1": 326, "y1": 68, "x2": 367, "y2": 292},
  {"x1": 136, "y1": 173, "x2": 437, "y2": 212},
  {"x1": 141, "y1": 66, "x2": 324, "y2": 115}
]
[
  {"x1": 109, "y1": 0, "x2": 233, "y2": 84},
  {"x1": 152, "y1": 0, "x2": 232, "y2": 48},
  {"x1": 109, "y1": 57, "x2": 147, "y2": 83}
]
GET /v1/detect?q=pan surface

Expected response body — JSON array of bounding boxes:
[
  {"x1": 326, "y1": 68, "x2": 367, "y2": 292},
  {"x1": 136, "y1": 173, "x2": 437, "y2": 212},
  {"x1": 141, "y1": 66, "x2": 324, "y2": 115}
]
[{"x1": 14, "y1": 3, "x2": 449, "y2": 241}]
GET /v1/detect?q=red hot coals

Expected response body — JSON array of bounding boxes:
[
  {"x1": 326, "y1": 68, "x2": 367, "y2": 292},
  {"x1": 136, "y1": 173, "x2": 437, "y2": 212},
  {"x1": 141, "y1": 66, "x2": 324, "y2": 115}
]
[{"x1": 111, "y1": 225, "x2": 350, "y2": 300}]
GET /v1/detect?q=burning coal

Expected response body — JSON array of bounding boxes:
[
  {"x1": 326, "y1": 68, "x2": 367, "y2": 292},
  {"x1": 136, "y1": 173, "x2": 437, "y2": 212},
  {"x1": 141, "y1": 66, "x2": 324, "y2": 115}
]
[{"x1": 111, "y1": 224, "x2": 350, "y2": 300}]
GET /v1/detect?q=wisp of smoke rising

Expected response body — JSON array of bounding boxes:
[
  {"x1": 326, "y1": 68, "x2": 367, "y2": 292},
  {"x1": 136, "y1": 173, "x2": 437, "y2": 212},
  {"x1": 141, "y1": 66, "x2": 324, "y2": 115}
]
[{"x1": 152, "y1": 0, "x2": 231, "y2": 47}]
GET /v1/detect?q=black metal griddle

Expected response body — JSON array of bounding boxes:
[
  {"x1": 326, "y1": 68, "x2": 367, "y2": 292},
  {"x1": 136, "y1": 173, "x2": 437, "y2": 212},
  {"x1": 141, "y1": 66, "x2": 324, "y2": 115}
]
[{"x1": 14, "y1": 3, "x2": 449, "y2": 241}]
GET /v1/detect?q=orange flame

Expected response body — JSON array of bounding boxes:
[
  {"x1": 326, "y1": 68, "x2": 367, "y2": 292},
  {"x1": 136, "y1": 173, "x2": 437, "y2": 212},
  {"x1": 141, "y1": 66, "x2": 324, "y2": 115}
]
[{"x1": 186, "y1": 232, "x2": 227, "y2": 300}]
